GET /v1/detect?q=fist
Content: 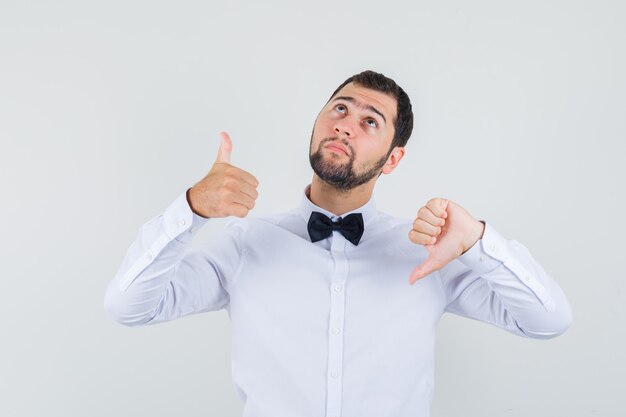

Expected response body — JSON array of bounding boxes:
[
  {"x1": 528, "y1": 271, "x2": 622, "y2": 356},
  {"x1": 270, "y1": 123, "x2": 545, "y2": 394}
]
[
  {"x1": 187, "y1": 131, "x2": 259, "y2": 218},
  {"x1": 408, "y1": 198, "x2": 485, "y2": 285}
]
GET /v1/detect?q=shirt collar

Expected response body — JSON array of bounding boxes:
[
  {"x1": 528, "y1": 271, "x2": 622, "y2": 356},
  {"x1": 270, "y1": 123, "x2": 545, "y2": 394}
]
[{"x1": 298, "y1": 183, "x2": 378, "y2": 231}]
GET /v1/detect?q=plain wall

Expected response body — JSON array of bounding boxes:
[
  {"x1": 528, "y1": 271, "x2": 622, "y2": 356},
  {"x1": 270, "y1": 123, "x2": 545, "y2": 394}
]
[{"x1": 1, "y1": 0, "x2": 624, "y2": 416}]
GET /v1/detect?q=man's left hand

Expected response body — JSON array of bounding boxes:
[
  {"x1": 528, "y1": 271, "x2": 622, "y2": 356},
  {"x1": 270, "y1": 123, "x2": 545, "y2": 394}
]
[{"x1": 407, "y1": 198, "x2": 485, "y2": 285}]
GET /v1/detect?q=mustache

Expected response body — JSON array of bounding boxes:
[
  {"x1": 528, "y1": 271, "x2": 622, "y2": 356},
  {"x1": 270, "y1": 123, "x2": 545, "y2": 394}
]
[{"x1": 320, "y1": 137, "x2": 353, "y2": 156}]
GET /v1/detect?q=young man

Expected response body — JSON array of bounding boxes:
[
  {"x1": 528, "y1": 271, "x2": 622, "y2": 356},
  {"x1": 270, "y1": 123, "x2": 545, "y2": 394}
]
[{"x1": 105, "y1": 70, "x2": 572, "y2": 417}]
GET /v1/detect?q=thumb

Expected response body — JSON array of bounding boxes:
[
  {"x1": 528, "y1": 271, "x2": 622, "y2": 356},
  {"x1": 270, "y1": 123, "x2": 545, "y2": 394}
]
[
  {"x1": 215, "y1": 131, "x2": 232, "y2": 164},
  {"x1": 409, "y1": 258, "x2": 438, "y2": 285}
]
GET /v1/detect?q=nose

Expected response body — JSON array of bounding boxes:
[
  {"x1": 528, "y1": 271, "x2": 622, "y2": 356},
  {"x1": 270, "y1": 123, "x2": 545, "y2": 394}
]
[{"x1": 333, "y1": 119, "x2": 354, "y2": 139}]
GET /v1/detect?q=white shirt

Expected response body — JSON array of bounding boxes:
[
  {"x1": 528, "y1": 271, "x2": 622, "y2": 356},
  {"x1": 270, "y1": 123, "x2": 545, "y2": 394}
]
[{"x1": 104, "y1": 184, "x2": 572, "y2": 417}]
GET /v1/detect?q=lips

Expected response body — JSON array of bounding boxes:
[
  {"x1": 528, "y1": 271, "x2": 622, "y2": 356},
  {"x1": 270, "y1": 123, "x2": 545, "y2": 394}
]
[{"x1": 325, "y1": 142, "x2": 349, "y2": 156}]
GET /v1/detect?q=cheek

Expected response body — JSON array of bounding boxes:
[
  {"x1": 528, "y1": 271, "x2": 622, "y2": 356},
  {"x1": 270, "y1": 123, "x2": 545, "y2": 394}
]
[
  {"x1": 358, "y1": 144, "x2": 386, "y2": 163},
  {"x1": 315, "y1": 118, "x2": 331, "y2": 134}
]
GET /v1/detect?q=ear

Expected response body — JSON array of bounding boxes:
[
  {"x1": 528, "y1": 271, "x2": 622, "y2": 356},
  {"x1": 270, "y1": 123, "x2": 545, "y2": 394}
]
[{"x1": 381, "y1": 146, "x2": 405, "y2": 175}]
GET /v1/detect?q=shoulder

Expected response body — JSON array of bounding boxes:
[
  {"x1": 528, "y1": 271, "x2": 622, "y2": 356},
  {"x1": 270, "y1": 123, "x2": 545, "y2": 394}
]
[
  {"x1": 367, "y1": 210, "x2": 424, "y2": 256},
  {"x1": 374, "y1": 210, "x2": 414, "y2": 235},
  {"x1": 226, "y1": 208, "x2": 300, "y2": 229},
  {"x1": 221, "y1": 208, "x2": 303, "y2": 241}
]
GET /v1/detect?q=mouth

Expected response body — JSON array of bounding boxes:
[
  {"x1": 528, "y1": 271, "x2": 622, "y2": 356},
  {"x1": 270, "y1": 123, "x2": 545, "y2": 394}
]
[{"x1": 325, "y1": 143, "x2": 349, "y2": 156}]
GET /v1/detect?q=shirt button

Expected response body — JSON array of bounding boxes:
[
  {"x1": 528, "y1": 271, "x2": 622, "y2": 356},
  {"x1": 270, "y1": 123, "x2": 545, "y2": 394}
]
[
  {"x1": 333, "y1": 285, "x2": 343, "y2": 292},
  {"x1": 332, "y1": 328, "x2": 340, "y2": 335},
  {"x1": 331, "y1": 371, "x2": 339, "y2": 378},
  {"x1": 178, "y1": 219, "x2": 186, "y2": 227},
  {"x1": 146, "y1": 253, "x2": 153, "y2": 260},
  {"x1": 479, "y1": 255, "x2": 486, "y2": 262}
]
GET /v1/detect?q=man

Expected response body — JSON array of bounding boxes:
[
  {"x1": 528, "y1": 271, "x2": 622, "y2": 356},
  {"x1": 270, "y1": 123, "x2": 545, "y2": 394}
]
[{"x1": 104, "y1": 70, "x2": 572, "y2": 417}]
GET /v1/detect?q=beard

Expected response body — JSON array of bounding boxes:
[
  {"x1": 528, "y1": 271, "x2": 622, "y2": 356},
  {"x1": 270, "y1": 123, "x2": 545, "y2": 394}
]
[{"x1": 309, "y1": 136, "x2": 389, "y2": 192}]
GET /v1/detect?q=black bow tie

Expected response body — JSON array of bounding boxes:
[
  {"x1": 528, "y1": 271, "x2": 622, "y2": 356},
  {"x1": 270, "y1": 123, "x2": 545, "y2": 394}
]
[{"x1": 307, "y1": 211, "x2": 364, "y2": 246}]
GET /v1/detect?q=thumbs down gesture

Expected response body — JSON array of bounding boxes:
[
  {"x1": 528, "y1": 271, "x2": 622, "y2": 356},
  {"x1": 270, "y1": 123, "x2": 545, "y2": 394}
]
[{"x1": 408, "y1": 198, "x2": 485, "y2": 285}]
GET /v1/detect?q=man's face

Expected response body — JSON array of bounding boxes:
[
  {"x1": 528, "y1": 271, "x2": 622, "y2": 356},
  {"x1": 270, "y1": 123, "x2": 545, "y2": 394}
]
[{"x1": 309, "y1": 82, "x2": 398, "y2": 192}]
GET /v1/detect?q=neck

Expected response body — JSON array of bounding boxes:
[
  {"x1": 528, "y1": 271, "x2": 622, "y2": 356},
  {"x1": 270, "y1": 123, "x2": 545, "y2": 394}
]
[{"x1": 308, "y1": 175, "x2": 375, "y2": 216}]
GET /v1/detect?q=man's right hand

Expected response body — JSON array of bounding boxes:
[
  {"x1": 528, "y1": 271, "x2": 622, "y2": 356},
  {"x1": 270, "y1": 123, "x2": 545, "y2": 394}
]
[{"x1": 187, "y1": 131, "x2": 259, "y2": 219}]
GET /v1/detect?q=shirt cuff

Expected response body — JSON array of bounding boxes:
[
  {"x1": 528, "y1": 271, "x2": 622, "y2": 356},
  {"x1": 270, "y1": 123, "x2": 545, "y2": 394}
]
[
  {"x1": 457, "y1": 221, "x2": 508, "y2": 275},
  {"x1": 456, "y1": 220, "x2": 558, "y2": 312},
  {"x1": 163, "y1": 189, "x2": 210, "y2": 244}
]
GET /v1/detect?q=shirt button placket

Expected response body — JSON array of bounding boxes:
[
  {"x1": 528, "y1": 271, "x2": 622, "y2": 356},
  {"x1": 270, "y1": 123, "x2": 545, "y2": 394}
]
[{"x1": 326, "y1": 234, "x2": 348, "y2": 417}]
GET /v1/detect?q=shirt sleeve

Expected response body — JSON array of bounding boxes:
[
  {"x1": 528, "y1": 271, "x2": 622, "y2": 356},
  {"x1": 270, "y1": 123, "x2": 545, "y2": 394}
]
[
  {"x1": 438, "y1": 221, "x2": 573, "y2": 339},
  {"x1": 103, "y1": 188, "x2": 245, "y2": 326}
]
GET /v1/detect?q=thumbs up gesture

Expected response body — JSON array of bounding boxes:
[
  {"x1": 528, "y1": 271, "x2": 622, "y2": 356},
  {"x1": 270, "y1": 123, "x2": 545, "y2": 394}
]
[
  {"x1": 407, "y1": 198, "x2": 485, "y2": 285},
  {"x1": 187, "y1": 131, "x2": 259, "y2": 218}
]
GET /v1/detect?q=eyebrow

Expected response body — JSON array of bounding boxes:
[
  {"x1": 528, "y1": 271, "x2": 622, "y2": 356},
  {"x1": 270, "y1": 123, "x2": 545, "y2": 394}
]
[{"x1": 331, "y1": 96, "x2": 387, "y2": 125}]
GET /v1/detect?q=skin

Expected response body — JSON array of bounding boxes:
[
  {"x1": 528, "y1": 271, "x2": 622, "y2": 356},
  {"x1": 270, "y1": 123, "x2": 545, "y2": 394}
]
[{"x1": 188, "y1": 82, "x2": 485, "y2": 285}]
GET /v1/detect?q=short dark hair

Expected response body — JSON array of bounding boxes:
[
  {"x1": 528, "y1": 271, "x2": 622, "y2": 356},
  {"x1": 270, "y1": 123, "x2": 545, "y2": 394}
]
[{"x1": 328, "y1": 70, "x2": 414, "y2": 150}]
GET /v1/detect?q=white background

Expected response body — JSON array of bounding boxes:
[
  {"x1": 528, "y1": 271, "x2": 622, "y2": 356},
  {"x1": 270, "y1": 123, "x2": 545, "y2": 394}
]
[{"x1": 1, "y1": 0, "x2": 624, "y2": 416}]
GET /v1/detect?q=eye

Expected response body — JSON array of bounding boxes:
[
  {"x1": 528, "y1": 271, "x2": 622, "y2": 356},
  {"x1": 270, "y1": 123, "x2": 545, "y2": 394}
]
[
  {"x1": 335, "y1": 104, "x2": 347, "y2": 113},
  {"x1": 365, "y1": 118, "x2": 378, "y2": 128}
]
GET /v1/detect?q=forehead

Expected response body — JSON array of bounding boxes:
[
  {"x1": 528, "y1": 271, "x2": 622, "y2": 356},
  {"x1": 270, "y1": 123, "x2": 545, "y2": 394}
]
[{"x1": 329, "y1": 82, "x2": 397, "y2": 123}]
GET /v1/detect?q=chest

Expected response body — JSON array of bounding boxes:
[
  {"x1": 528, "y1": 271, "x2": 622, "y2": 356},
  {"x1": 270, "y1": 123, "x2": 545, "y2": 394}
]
[{"x1": 227, "y1": 231, "x2": 445, "y2": 336}]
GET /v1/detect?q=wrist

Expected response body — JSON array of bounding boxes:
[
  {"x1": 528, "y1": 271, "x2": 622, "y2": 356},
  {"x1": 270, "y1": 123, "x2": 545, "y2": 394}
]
[
  {"x1": 186, "y1": 187, "x2": 209, "y2": 219},
  {"x1": 476, "y1": 220, "x2": 485, "y2": 239},
  {"x1": 461, "y1": 220, "x2": 485, "y2": 255}
]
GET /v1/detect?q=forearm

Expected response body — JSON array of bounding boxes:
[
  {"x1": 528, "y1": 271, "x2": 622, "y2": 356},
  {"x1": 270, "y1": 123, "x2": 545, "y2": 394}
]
[
  {"x1": 104, "y1": 189, "x2": 209, "y2": 326},
  {"x1": 443, "y1": 222, "x2": 573, "y2": 338}
]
